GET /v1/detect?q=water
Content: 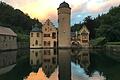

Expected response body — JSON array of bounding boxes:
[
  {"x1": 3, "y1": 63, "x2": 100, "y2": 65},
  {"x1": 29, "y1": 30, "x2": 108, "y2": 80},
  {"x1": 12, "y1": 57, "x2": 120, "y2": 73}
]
[{"x1": 0, "y1": 49, "x2": 120, "y2": 80}]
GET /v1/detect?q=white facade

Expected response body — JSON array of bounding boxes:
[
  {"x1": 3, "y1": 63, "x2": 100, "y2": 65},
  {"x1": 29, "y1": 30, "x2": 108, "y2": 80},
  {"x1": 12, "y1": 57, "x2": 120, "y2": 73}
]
[{"x1": 30, "y1": 32, "x2": 42, "y2": 48}]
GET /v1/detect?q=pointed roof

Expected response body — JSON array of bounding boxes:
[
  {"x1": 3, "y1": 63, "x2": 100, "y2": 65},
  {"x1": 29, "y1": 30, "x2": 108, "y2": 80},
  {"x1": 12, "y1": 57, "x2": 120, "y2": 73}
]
[
  {"x1": 58, "y1": 1, "x2": 70, "y2": 9},
  {"x1": 43, "y1": 19, "x2": 57, "y2": 30},
  {"x1": 0, "y1": 26, "x2": 17, "y2": 36},
  {"x1": 31, "y1": 24, "x2": 42, "y2": 32},
  {"x1": 79, "y1": 25, "x2": 89, "y2": 34}
]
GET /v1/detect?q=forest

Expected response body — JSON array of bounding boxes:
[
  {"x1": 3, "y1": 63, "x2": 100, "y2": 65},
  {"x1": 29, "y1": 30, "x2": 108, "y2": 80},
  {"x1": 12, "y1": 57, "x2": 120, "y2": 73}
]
[{"x1": 0, "y1": 1, "x2": 42, "y2": 41}]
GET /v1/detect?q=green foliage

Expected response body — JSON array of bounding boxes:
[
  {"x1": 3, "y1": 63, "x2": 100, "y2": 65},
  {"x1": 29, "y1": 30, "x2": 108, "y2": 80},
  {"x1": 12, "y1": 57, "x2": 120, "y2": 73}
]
[
  {"x1": 0, "y1": 1, "x2": 43, "y2": 42},
  {"x1": 71, "y1": 23, "x2": 83, "y2": 32},
  {"x1": 72, "y1": 5, "x2": 120, "y2": 42},
  {"x1": 90, "y1": 37, "x2": 107, "y2": 46},
  {"x1": 106, "y1": 42, "x2": 120, "y2": 45},
  {"x1": 17, "y1": 33, "x2": 29, "y2": 42},
  {"x1": 71, "y1": 16, "x2": 96, "y2": 39},
  {"x1": 0, "y1": 1, "x2": 42, "y2": 35},
  {"x1": 94, "y1": 6, "x2": 120, "y2": 42}
]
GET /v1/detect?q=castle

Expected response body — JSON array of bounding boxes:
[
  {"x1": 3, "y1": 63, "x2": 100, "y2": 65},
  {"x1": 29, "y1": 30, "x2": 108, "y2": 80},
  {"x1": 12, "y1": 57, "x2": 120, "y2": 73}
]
[{"x1": 30, "y1": 1, "x2": 89, "y2": 48}]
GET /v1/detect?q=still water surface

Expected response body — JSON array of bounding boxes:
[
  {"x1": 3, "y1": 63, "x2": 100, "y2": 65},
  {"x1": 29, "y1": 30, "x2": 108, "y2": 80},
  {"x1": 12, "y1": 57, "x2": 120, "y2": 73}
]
[{"x1": 0, "y1": 49, "x2": 120, "y2": 80}]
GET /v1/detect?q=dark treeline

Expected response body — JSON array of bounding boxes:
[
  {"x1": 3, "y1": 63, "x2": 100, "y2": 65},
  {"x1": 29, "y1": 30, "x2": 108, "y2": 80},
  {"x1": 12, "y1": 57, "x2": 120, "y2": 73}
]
[
  {"x1": 72, "y1": 5, "x2": 120, "y2": 42},
  {"x1": 0, "y1": 1, "x2": 42, "y2": 35}
]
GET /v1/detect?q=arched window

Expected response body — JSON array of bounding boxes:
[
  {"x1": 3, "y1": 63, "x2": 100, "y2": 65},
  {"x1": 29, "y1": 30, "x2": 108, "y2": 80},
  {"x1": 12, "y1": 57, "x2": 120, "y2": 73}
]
[{"x1": 35, "y1": 40, "x2": 38, "y2": 45}]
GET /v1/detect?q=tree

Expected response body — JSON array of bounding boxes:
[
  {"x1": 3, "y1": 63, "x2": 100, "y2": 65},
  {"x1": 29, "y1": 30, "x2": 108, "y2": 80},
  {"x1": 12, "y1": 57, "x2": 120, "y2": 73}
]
[{"x1": 83, "y1": 16, "x2": 95, "y2": 39}]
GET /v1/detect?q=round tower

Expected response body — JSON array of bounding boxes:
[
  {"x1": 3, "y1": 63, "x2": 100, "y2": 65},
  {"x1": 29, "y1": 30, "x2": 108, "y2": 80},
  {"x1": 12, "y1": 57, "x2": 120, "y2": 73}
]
[{"x1": 57, "y1": 1, "x2": 71, "y2": 47}]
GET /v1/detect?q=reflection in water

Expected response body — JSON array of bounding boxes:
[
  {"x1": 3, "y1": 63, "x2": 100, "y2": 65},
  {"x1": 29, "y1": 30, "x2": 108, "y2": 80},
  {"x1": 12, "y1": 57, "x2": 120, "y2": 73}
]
[
  {"x1": 1, "y1": 49, "x2": 120, "y2": 80},
  {"x1": 59, "y1": 49, "x2": 71, "y2": 80},
  {"x1": 0, "y1": 51, "x2": 17, "y2": 75},
  {"x1": 30, "y1": 49, "x2": 43, "y2": 66},
  {"x1": 71, "y1": 49, "x2": 90, "y2": 72},
  {"x1": 26, "y1": 49, "x2": 105, "y2": 80},
  {"x1": 71, "y1": 49, "x2": 90, "y2": 80},
  {"x1": 106, "y1": 49, "x2": 120, "y2": 62},
  {"x1": 77, "y1": 49, "x2": 90, "y2": 75},
  {"x1": 27, "y1": 49, "x2": 58, "y2": 80},
  {"x1": 42, "y1": 49, "x2": 57, "y2": 78}
]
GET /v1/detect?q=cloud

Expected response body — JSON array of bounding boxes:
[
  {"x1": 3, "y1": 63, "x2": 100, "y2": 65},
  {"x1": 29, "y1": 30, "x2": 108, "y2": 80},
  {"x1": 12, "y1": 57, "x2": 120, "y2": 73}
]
[
  {"x1": 1, "y1": 0, "x2": 120, "y2": 25},
  {"x1": 86, "y1": 0, "x2": 120, "y2": 13}
]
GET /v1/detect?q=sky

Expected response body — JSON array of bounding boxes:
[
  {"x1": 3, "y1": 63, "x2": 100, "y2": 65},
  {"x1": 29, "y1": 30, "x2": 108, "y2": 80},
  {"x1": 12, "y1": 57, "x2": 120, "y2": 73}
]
[{"x1": 1, "y1": 0, "x2": 120, "y2": 26}]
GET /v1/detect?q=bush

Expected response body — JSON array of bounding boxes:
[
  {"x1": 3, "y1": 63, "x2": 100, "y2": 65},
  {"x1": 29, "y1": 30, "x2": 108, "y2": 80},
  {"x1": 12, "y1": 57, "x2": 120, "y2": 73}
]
[{"x1": 90, "y1": 37, "x2": 107, "y2": 46}]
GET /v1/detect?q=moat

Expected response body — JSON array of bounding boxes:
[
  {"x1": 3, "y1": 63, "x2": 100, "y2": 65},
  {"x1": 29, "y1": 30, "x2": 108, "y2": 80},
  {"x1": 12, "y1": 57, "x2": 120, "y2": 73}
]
[{"x1": 0, "y1": 48, "x2": 120, "y2": 80}]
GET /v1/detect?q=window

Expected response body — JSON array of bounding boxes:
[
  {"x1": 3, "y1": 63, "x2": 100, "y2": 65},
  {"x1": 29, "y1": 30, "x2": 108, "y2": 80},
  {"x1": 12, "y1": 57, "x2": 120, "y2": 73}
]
[
  {"x1": 48, "y1": 41, "x2": 50, "y2": 46},
  {"x1": 35, "y1": 52, "x2": 38, "y2": 57},
  {"x1": 9, "y1": 36, "x2": 11, "y2": 40},
  {"x1": 54, "y1": 49, "x2": 57, "y2": 55},
  {"x1": 31, "y1": 33, "x2": 33, "y2": 37},
  {"x1": 44, "y1": 50, "x2": 50, "y2": 55},
  {"x1": 37, "y1": 59, "x2": 39, "y2": 65},
  {"x1": 45, "y1": 28, "x2": 47, "y2": 31},
  {"x1": 44, "y1": 34, "x2": 50, "y2": 37},
  {"x1": 44, "y1": 41, "x2": 47, "y2": 46},
  {"x1": 82, "y1": 40, "x2": 88, "y2": 43},
  {"x1": 4, "y1": 36, "x2": 6, "y2": 40},
  {"x1": 6, "y1": 44, "x2": 7, "y2": 47},
  {"x1": 31, "y1": 60, "x2": 33, "y2": 64},
  {"x1": 32, "y1": 51, "x2": 34, "y2": 53},
  {"x1": 13, "y1": 36, "x2": 15, "y2": 40},
  {"x1": 52, "y1": 57, "x2": 56, "y2": 64},
  {"x1": 44, "y1": 59, "x2": 50, "y2": 62},
  {"x1": 37, "y1": 33, "x2": 39, "y2": 37},
  {"x1": 35, "y1": 40, "x2": 38, "y2": 45},
  {"x1": 32, "y1": 44, "x2": 34, "y2": 46},
  {"x1": 44, "y1": 41, "x2": 50, "y2": 46},
  {"x1": 52, "y1": 32, "x2": 56, "y2": 39}
]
